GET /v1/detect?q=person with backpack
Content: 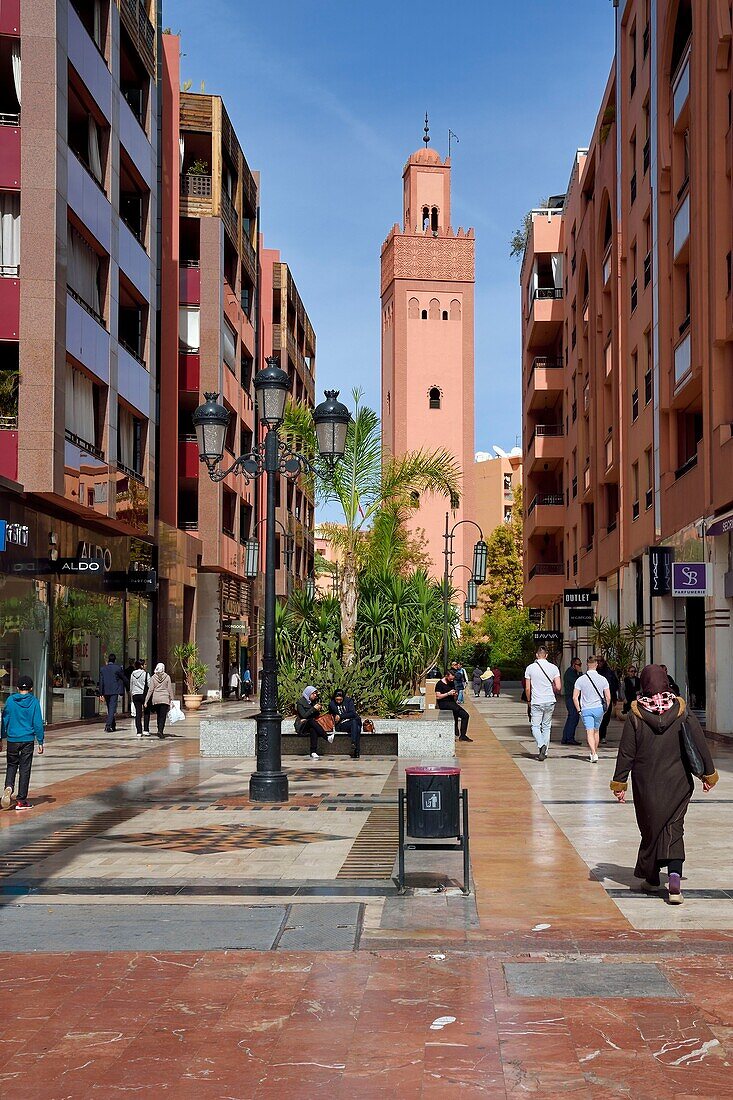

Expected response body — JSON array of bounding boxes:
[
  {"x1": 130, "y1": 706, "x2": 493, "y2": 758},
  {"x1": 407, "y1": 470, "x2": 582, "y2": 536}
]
[
  {"x1": 1, "y1": 675, "x2": 45, "y2": 811},
  {"x1": 129, "y1": 659, "x2": 151, "y2": 738},
  {"x1": 523, "y1": 646, "x2": 561, "y2": 761},
  {"x1": 572, "y1": 655, "x2": 612, "y2": 764}
]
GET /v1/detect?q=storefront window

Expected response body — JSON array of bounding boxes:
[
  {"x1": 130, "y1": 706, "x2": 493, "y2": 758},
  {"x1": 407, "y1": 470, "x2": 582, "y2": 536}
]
[
  {"x1": 0, "y1": 578, "x2": 49, "y2": 717},
  {"x1": 51, "y1": 586, "x2": 124, "y2": 722}
]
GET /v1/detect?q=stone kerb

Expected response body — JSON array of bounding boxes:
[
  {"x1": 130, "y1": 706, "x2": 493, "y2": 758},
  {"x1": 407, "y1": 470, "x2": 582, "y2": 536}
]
[
  {"x1": 199, "y1": 717, "x2": 453, "y2": 758},
  {"x1": 200, "y1": 718, "x2": 256, "y2": 757}
]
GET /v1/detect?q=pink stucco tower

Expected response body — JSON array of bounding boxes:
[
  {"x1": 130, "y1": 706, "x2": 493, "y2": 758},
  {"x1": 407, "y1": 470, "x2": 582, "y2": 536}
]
[{"x1": 380, "y1": 135, "x2": 476, "y2": 581}]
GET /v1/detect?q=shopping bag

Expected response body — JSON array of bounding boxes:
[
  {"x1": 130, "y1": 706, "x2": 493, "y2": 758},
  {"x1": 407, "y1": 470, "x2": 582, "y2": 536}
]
[{"x1": 168, "y1": 701, "x2": 185, "y2": 724}]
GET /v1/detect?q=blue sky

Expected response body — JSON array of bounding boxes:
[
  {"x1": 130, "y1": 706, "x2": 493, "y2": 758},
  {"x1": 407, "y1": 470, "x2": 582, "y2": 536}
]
[{"x1": 168, "y1": 0, "x2": 616, "y2": 453}]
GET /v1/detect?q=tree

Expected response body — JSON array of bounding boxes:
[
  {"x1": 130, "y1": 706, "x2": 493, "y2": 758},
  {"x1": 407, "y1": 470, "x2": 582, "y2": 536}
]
[
  {"x1": 283, "y1": 390, "x2": 460, "y2": 663},
  {"x1": 509, "y1": 199, "x2": 550, "y2": 259},
  {"x1": 477, "y1": 483, "x2": 524, "y2": 616}
]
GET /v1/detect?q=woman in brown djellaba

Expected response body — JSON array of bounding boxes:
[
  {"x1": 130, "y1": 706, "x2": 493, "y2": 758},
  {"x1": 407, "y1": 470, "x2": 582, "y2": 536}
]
[{"x1": 610, "y1": 664, "x2": 719, "y2": 904}]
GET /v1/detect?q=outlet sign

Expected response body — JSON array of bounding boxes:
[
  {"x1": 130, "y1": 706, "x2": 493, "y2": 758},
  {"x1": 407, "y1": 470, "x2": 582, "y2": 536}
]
[{"x1": 672, "y1": 562, "x2": 709, "y2": 597}]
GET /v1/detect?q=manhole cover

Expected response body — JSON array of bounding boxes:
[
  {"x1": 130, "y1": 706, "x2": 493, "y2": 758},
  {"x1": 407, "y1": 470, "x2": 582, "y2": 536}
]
[{"x1": 504, "y1": 962, "x2": 682, "y2": 999}]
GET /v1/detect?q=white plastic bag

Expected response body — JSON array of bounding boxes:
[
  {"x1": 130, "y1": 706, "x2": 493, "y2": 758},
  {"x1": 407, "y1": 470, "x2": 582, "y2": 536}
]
[{"x1": 168, "y1": 700, "x2": 185, "y2": 724}]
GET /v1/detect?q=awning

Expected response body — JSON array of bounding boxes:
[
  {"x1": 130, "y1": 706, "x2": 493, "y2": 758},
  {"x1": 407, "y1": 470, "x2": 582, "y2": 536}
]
[{"x1": 706, "y1": 510, "x2": 733, "y2": 537}]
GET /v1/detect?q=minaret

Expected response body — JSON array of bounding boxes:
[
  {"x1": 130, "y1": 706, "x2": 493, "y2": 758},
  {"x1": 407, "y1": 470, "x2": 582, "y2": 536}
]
[{"x1": 380, "y1": 119, "x2": 475, "y2": 581}]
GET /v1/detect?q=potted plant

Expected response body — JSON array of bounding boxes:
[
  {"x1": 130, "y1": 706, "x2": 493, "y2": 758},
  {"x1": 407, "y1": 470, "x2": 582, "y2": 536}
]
[{"x1": 171, "y1": 643, "x2": 208, "y2": 710}]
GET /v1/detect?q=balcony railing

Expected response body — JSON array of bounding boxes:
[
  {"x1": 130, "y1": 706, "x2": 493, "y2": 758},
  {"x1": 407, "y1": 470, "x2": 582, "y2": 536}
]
[
  {"x1": 0, "y1": 264, "x2": 19, "y2": 278},
  {"x1": 0, "y1": 415, "x2": 18, "y2": 430},
  {"x1": 120, "y1": 0, "x2": 156, "y2": 77},
  {"x1": 181, "y1": 173, "x2": 212, "y2": 198},
  {"x1": 116, "y1": 460, "x2": 144, "y2": 484},
  {"x1": 528, "y1": 493, "x2": 564, "y2": 514},
  {"x1": 120, "y1": 338, "x2": 146, "y2": 368},
  {"x1": 0, "y1": 111, "x2": 20, "y2": 126},
  {"x1": 65, "y1": 428, "x2": 104, "y2": 461},
  {"x1": 675, "y1": 452, "x2": 698, "y2": 480},
  {"x1": 67, "y1": 286, "x2": 106, "y2": 329},
  {"x1": 528, "y1": 423, "x2": 564, "y2": 451},
  {"x1": 528, "y1": 563, "x2": 564, "y2": 579},
  {"x1": 532, "y1": 356, "x2": 563, "y2": 371},
  {"x1": 221, "y1": 188, "x2": 239, "y2": 243},
  {"x1": 533, "y1": 287, "x2": 564, "y2": 301}
]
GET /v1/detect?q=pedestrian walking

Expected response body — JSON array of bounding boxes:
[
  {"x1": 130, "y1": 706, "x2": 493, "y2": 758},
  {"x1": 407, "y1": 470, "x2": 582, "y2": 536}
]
[
  {"x1": 623, "y1": 665, "x2": 641, "y2": 714},
  {"x1": 242, "y1": 668, "x2": 253, "y2": 701},
  {"x1": 596, "y1": 657, "x2": 620, "y2": 743},
  {"x1": 480, "y1": 667, "x2": 494, "y2": 697},
  {"x1": 328, "y1": 689, "x2": 363, "y2": 759},
  {"x1": 471, "y1": 666, "x2": 483, "y2": 698},
  {"x1": 228, "y1": 663, "x2": 241, "y2": 700},
  {"x1": 144, "y1": 663, "x2": 174, "y2": 739},
  {"x1": 611, "y1": 664, "x2": 718, "y2": 904},
  {"x1": 98, "y1": 653, "x2": 128, "y2": 732},
  {"x1": 491, "y1": 667, "x2": 501, "y2": 697},
  {"x1": 561, "y1": 657, "x2": 583, "y2": 745},
  {"x1": 572, "y1": 655, "x2": 611, "y2": 764},
  {"x1": 524, "y1": 646, "x2": 561, "y2": 761},
  {"x1": 436, "y1": 669, "x2": 472, "y2": 741},
  {"x1": 129, "y1": 659, "x2": 151, "y2": 738},
  {"x1": 1, "y1": 675, "x2": 44, "y2": 811},
  {"x1": 295, "y1": 686, "x2": 335, "y2": 759},
  {"x1": 451, "y1": 661, "x2": 467, "y2": 704}
]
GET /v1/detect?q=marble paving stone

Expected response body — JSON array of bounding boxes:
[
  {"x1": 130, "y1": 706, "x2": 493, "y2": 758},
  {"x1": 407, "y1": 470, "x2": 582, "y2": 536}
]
[{"x1": 503, "y1": 962, "x2": 682, "y2": 999}]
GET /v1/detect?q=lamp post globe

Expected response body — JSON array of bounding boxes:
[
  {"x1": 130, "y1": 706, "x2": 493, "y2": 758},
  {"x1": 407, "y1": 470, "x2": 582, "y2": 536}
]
[
  {"x1": 254, "y1": 356, "x2": 290, "y2": 429},
  {"x1": 472, "y1": 539, "x2": 488, "y2": 585},
  {"x1": 192, "y1": 392, "x2": 230, "y2": 471},
  {"x1": 313, "y1": 389, "x2": 351, "y2": 464}
]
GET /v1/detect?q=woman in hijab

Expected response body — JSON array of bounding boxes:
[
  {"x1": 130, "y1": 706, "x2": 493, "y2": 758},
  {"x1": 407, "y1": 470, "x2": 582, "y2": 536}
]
[
  {"x1": 294, "y1": 686, "x2": 334, "y2": 760},
  {"x1": 611, "y1": 663, "x2": 719, "y2": 904},
  {"x1": 144, "y1": 663, "x2": 174, "y2": 739}
]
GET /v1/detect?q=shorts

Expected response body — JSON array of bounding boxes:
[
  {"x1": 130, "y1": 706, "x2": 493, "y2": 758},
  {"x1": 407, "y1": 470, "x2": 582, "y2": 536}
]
[{"x1": 580, "y1": 706, "x2": 604, "y2": 731}]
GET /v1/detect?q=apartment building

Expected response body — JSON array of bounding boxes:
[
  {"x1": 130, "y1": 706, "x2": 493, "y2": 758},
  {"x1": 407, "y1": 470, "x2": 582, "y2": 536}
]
[
  {"x1": 260, "y1": 246, "x2": 316, "y2": 600},
  {"x1": 0, "y1": 0, "x2": 159, "y2": 721},
  {"x1": 521, "y1": 0, "x2": 733, "y2": 735},
  {"x1": 474, "y1": 449, "x2": 522, "y2": 538},
  {"x1": 159, "y1": 37, "x2": 260, "y2": 693}
]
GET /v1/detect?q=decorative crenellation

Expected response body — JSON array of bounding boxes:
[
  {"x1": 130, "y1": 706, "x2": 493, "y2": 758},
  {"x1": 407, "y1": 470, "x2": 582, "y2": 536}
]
[{"x1": 381, "y1": 232, "x2": 475, "y2": 294}]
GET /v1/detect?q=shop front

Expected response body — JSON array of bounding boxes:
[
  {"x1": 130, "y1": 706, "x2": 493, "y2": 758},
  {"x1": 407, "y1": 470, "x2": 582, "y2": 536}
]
[{"x1": 0, "y1": 491, "x2": 155, "y2": 723}]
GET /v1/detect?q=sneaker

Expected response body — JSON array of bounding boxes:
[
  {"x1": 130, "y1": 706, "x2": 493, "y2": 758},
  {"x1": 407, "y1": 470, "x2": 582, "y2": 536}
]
[
  {"x1": 327, "y1": 733, "x2": 335, "y2": 744},
  {"x1": 590, "y1": 753, "x2": 599, "y2": 764},
  {"x1": 538, "y1": 745, "x2": 547, "y2": 761},
  {"x1": 14, "y1": 799, "x2": 31, "y2": 811},
  {"x1": 1, "y1": 786, "x2": 12, "y2": 810},
  {"x1": 135, "y1": 733, "x2": 143, "y2": 738},
  {"x1": 667, "y1": 873, "x2": 684, "y2": 904},
  {"x1": 310, "y1": 752, "x2": 320, "y2": 760}
]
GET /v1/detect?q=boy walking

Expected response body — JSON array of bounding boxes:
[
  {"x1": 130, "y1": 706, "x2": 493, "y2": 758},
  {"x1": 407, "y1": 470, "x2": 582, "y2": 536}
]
[{"x1": 1, "y1": 675, "x2": 45, "y2": 811}]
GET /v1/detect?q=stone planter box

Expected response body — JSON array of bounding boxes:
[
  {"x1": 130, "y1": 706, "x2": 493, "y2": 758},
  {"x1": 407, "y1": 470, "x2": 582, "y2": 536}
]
[{"x1": 200, "y1": 717, "x2": 455, "y2": 759}]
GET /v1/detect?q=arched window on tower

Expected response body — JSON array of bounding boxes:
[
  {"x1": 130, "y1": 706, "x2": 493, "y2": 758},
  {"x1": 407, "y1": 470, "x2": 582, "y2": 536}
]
[
  {"x1": 422, "y1": 206, "x2": 430, "y2": 231},
  {"x1": 429, "y1": 298, "x2": 440, "y2": 320},
  {"x1": 408, "y1": 297, "x2": 419, "y2": 319},
  {"x1": 442, "y1": 310, "x2": 448, "y2": 321},
  {"x1": 449, "y1": 298, "x2": 461, "y2": 320},
  {"x1": 421, "y1": 309, "x2": 428, "y2": 320},
  {"x1": 429, "y1": 387, "x2": 442, "y2": 410},
  {"x1": 431, "y1": 207, "x2": 439, "y2": 232}
]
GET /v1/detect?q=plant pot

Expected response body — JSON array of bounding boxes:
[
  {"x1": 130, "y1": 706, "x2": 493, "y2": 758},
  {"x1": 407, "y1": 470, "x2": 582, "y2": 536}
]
[{"x1": 183, "y1": 694, "x2": 204, "y2": 711}]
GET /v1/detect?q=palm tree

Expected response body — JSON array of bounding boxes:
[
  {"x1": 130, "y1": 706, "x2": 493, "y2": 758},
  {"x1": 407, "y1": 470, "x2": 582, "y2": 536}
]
[{"x1": 284, "y1": 389, "x2": 461, "y2": 663}]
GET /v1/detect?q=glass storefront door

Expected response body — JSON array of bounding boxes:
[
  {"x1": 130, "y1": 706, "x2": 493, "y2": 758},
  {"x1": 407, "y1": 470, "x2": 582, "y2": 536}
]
[{"x1": 0, "y1": 577, "x2": 49, "y2": 718}]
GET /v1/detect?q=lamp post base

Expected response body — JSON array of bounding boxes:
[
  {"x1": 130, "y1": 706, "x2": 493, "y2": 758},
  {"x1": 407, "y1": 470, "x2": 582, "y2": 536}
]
[{"x1": 249, "y1": 769, "x2": 289, "y2": 803}]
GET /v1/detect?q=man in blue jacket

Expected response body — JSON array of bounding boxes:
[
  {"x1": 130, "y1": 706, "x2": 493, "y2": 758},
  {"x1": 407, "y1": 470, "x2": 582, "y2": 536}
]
[
  {"x1": 98, "y1": 653, "x2": 128, "y2": 732},
  {"x1": 2, "y1": 675, "x2": 45, "y2": 811}
]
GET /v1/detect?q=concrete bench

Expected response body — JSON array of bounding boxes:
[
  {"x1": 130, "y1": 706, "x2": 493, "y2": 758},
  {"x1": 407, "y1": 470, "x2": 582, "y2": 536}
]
[{"x1": 200, "y1": 717, "x2": 454, "y2": 759}]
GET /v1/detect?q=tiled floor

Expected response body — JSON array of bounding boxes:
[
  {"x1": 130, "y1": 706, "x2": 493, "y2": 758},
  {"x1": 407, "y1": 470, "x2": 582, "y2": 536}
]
[{"x1": 1, "y1": 694, "x2": 732, "y2": 1095}]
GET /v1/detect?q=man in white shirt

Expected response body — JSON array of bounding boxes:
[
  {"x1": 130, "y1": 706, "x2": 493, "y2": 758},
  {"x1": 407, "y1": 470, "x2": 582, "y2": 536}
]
[
  {"x1": 572, "y1": 655, "x2": 611, "y2": 764},
  {"x1": 524, "y1": 646, "x2": 561, "y2": 760}
]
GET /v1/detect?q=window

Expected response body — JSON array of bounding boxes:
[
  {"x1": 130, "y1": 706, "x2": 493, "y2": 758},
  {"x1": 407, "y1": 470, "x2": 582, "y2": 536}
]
[
  {"x1": 431, "y1": 207, "x2": 439, "y2": 232},
  {"x1": 632, "y1": 462, "x2": 639, "y2": 519},
  {"x1": 408, "y1": 297, "x2": 419, "y2": 319},
  {"x1": 429, "y1": 387, "x2": 441, "y2": 410},
  {"x1": 449, "y1": 299, "x2": 461, "y2": 320},
  {"x1": 0, "y1": 192, "x2": 20, "y2": 276},
  {"x1": 222, "y1": 489, "x2": 236, "y2": 538},
  {"x1": 179, "y1": 307, "x2": 200, "y2": 351},
  {"x1": 428, "y1": 298, "x2": 440, "y2": 320},
  {"x1": 67, "y1": 224, "x2": 103, "y2": 319},
  {"x1": 117, "y1": 404, "x2": 143, "y2": 476},
  {"x1": 71, "y1": 0, "x2": 108, "y2": 54},
  {"x1": 222, "y1": 318, "x2": 237, "y2": 370},
  {"x1": 422, "y1": 206, "x2": 429, "y2": 231},
  {"x1": 421, "y1": 309, "x2": 428, "y2": 320},
  {"x1": 65, "y1": 364, "x2": 99, "y2": 452},
  {"x1": 442, "y1": 310, "x2": 448, "y2": 320},
  {"x1": 645, "y1": 447, "x2": 653, "y2": 509},
  {"x1": 241, "y1": 352, "x2": 253, "y2": 392}
]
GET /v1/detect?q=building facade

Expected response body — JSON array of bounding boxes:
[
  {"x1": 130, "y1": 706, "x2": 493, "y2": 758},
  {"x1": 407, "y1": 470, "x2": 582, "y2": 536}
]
[
  {"x1": 381, "y1": 138, "x2": 476, "y2": 582},
  {"x1": 1, "y1": 0, "x2": 159, "y2": 721},
  {"x1": 521, "y1": 0, "x2": 733, "y2": 734},
  {"x1": 474, "y1": 450, "x2": 522, "y2": 541}
]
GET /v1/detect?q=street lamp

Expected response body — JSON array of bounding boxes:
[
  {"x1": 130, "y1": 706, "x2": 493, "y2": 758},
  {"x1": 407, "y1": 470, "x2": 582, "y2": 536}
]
[
  {"x1": 193, "y1": 359, "x2": 351, "y2": 802},
  {"x1": 442, "y1": 512, "x2": 486, "y2": 673},
  {"x1": 463, "y1": 600, "x2": 472, "y2": 625}
]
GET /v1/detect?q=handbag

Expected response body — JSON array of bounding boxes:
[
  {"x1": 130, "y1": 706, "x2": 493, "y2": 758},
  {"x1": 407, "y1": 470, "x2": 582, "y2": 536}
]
[
  {"x1": 681, "y1": 720, "x2": 705, "y2": 778},
  {"x1": 315, "y1": 713, "x2": 335, "y2": 734},
  {"x1": 363, "y1": 719, "x2": 375, "y2": 733}
]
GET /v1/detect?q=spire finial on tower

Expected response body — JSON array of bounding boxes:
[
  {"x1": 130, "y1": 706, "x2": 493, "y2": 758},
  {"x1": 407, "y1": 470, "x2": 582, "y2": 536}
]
[{"x1": 423, "y1": 112, "x2": 430, "y2": 146}]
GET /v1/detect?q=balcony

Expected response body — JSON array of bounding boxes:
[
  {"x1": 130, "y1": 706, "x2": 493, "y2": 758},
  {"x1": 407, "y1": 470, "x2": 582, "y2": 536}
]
[
  {"x1": 526, "y1": 357, "x2": 563, "y2": 410},
  {"x1": 0, "y1": 422, "x2": 18, "y2": 481},
  {"x1": 119, "y1": 0, "x2": 155, "y2": 78},
  {"x1": 179, "y1": 262, "x2": 200, "y2": 305},
  {"x1": 241, "y1": 231, "x2": 257, "y2": 285},
  {"x1": 0, "y1": 119, "x2": 20, "y2": 189},
  {"x1": 526, "y1": 287, "x2": 564, "y2": 348},
  {"x1": 527, "y1": 424, "x2": 564, "y2": 471},
  {"x1": 0, "y1": 270, "x2": 20, "y2": 340},
  {"x1": 180, "y1": 172, "x2": 212, "y2": 218},
  {"x1": 178, "y1": 436, "x2": 200, "y2": 479},
  {"x1": 66, "y1": 290, "x2": 110, "y2": 384},
  {"x1": 525, "y1": 562, "x2": 564, "y2": 604},
  {"x1": 0, "y1": 0, "x2": 19, "y2": 34},
  {"x1": 526, "y1": 493, "x2": 564, "y2": 538},
  {"x1": 178, "y1": 350, "x2": 200, "y2": 392},
  {"x1": 220, "y1": 188, "x2": 238, "y2": 246}
]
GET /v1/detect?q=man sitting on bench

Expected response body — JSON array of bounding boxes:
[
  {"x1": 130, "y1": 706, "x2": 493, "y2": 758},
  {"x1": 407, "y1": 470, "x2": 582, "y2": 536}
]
[
  {"x1": 328, "y1": 689, "x2": 362, "y2": 759},
  {"x1": 435, "y1": 669, "x2": 473, "y2": 742}
]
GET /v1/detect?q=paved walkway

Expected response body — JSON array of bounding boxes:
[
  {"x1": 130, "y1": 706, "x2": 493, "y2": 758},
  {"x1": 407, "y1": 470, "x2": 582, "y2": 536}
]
[{"x1": 0, "y1": 692, "x2": 731, "y2": 1096}]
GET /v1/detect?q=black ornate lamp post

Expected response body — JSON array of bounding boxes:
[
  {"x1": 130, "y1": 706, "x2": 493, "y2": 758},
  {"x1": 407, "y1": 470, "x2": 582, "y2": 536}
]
[
  {"x1": 193, "y1": 360, "x2": 350, "y2": 802},
  {"x1": 442, "y1": 513, "x2": 488, "y2": 672}
]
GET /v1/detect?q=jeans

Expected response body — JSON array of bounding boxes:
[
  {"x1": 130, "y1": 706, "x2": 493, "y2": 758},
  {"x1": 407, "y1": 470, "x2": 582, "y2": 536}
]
[
  {"x1": 104, "y1": 693, "x2": 119, "y2": 730},
  {"x1": 4, "y1": 741, "x2": 35, "y2": 800},
  {"x1": 456, "y1": 688, "x2": 465, "y2": 704},
  {"x1": 599, "y1": 702, "x2": 614, "y2": 741},
  {"x1": 334, "y1": 716, "x2": 361, "y2": 753},
  {"x1": 301, "y1": 719, "x2": 330, "y2": 755},
  {"x1": 530, "y1": 702, "x2": 555, "y2": 749},
  {"x1": 132, "y1": 694, "x2": 150, "y2": 736},
  {"x1": 561, "y1": 698, "x2": 580, "y2": 743},
  {"x1": 438, "y1": 701, "x2": 469, "y2": 738}
]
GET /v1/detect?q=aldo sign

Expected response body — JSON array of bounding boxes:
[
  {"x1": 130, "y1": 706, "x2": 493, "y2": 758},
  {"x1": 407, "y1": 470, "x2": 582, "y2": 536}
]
[{"x1": 672, "y1": 562, "x2": 709, "y2": 598}]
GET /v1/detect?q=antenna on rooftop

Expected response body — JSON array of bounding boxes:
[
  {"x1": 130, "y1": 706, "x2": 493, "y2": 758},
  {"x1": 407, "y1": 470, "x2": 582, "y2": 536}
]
[
  {"x1": 423, "y1": 112, "x2": 430, "y2": 146},
  {"x1": 448, "y1": 129, "x2": 459, "y2": 157}
]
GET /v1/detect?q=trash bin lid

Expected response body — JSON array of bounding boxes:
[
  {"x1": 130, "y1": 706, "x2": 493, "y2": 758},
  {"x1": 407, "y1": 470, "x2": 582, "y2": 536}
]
[{"x1": 405, "y1": 766, "x2": 460, "y2": 776}]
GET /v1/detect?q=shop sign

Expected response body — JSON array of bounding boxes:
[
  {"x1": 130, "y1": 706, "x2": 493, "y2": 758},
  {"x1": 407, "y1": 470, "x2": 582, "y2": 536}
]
[
  {"x1": 222, "y1": 596, "x2": 242, "y2": 617},
  {"x1": 0, "y1": 521, "x2": 30, "y2": 551},
  {"x1": 55, "y1": 557, "x2": 105, "y2": 574},
  {"x1": 103, "y1": 569, "x2": 157, "y2": 594},
  {"x1": 706, "y1": 510, "x2": 733, "y2": 537},
  {"x1": 672, "y1": 562, "x2": 709, "y2": 597},
  {"x1": 533, "y1": 631, "x2": 563, "y2": 644},
  {"x1": 569, "y1": 607, "x2": 594, "y2": 627},
  {"x1": 227, "y1": 622, "x2": 250, "y2": 634},
  {"x1": 528, "y1": 608, "x2": 543, "y2": 624},
  {"x1": 77, "y1": 541, "x2": 113, "y2": 571},
  {"x1": 564, "y1": 588, "x2": 594, "y2": 607},
  {"x1": 649, "y1": 546, "x2": 673, "y2": 597}
]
